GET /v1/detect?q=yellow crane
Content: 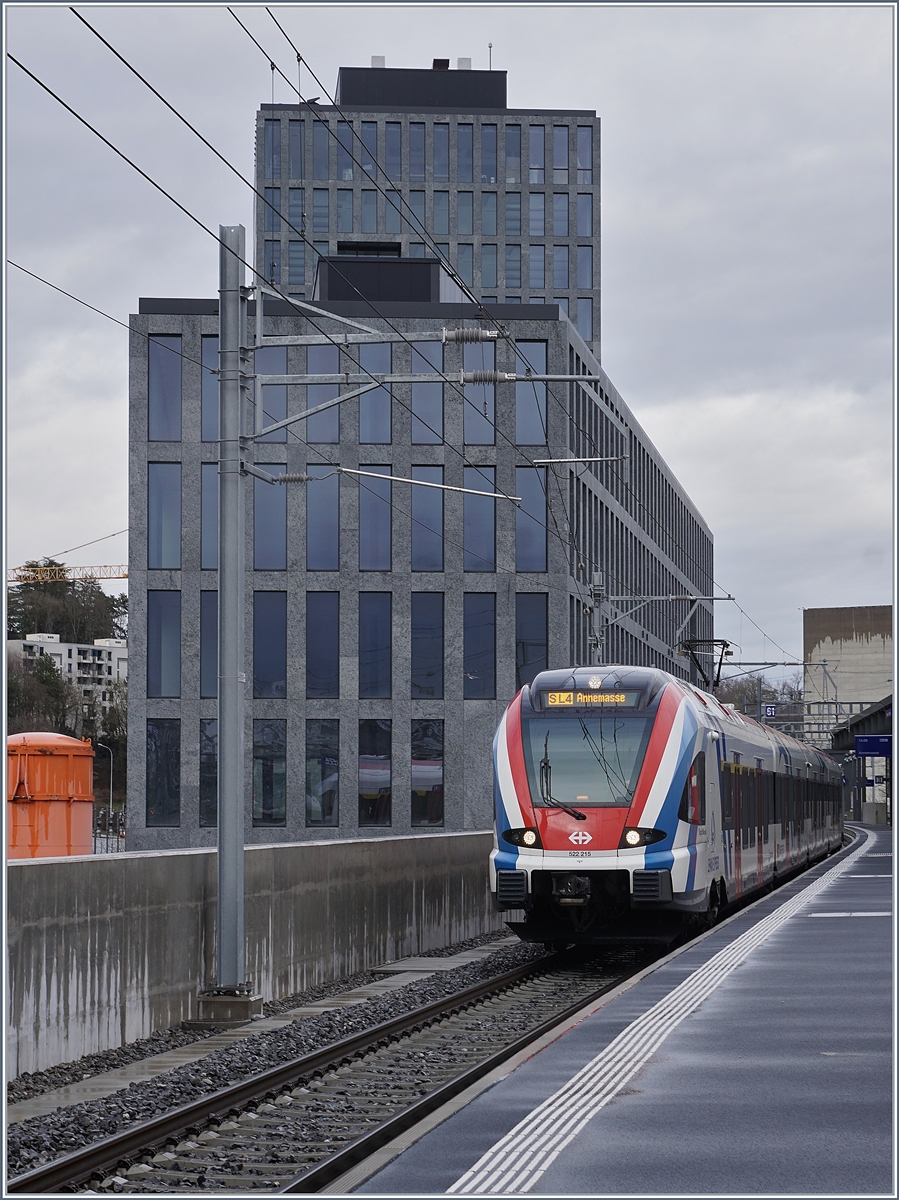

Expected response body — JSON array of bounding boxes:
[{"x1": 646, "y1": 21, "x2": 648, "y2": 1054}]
[{"x1": 7, "y1": 565, "x2": 128, "y2": 583}]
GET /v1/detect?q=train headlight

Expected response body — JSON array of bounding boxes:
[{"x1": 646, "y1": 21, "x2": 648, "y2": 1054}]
[
  {"x1": 522, "y1": 829, "x2": 537, "y2": 846},
  {"x1": 619, "y1": 827, "x2": 667, "y2": 849},
  {"x1": 624, "y1": 829, "x2": 642, "y2": 846},
  {"x1": 501, "y1": 827, "x2": 543, "y2": 849}
]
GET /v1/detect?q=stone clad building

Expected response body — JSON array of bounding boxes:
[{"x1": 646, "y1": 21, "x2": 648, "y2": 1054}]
[{"x1": 126, "y1": 62, "x2": 713, "y2": 851}]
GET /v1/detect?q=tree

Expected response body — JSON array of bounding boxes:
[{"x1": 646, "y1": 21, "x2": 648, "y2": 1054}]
[
  {"x1": 716, "y1": 671, "x2": 803, "y2": 714},
  {"x1": 7, "y1": 650, "x2": 82, "y2": 736},
  {"x1": 7, "y1": 559, "x2": 127, "y2": 643}
]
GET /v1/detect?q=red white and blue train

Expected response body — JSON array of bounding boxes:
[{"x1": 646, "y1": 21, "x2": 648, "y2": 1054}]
[{"x1": 491, "y1": 665, "x2": 843, "y2": 945}]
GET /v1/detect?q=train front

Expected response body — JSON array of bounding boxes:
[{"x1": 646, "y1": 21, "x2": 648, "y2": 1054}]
[{"x1": 490, "y1": 665, "x2": 709, "y2": 944}]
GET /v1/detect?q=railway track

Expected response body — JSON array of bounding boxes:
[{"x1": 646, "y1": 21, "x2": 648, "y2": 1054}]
[{"x1": 8, "y1": 946, "x2": 656, "y2": 1195}]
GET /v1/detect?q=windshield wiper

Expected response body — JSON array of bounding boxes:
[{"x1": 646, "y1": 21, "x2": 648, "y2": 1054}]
[{"x1": 539, "y1": 733, "x2": 586, "y2": 820}]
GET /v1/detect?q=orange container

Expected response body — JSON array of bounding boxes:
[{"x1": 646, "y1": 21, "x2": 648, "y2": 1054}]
[{"x1": 7, "y1": 733, "x2": 95, "y2": 858}]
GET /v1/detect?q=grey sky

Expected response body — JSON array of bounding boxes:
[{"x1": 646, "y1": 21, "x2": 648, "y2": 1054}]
[{"x1": 4, "y1": 3, "x2": 894, "y2": 684}]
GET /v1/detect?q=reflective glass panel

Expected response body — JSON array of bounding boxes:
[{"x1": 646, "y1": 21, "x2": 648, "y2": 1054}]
[
  {"x1": 146, "y1": 719, "x2": 180, "y2": 827},
  {"x1": 505, "y1": 244, "x2": 521, "y2": 288},
  {"x1": 147, "y1": 591, "x2": 180, "y2": 697},
  {"x1": 409, "y1": 191, "x2": 425, "y2": 235},
  {"x1": 313, "y1": 120, "x2": 329, "y2": 178},
  {"x1": 411, "y1": 719, "x2": 444, "y2": 826},
  {"x1": 480, "y1": 244, "x2": 497, "y2": 290},
  {"x1": 359, "y1": 592, "x2": 391, "y2": 698},
  {"x1": 253, "y1": 720, "x2": 286, "y2": 826},
  {"x1": 201, "y1": 462, "x2": 218, "y2": 570},
  {"x1": 505, "y1": 192, "x2": 521, "y2": 236},
  {"x1": 515, "y1": 341, "x2": 547, "y2": 444},
  {"x1": 385, "y1": 122, "x2": 401, "y2": 180},
  {"x1": 457, "y1": 192, "x2": 473, "y2": 235},
  {"x1": 481, "y1": 125, "x2": 497, "y2": 183},
  {"x1": 385, "y1": 190, "x2": 402, "y2": 234},
  {"x1": 359, "y1": 466, "x2": 391, "y2": 570},
  {"x1": 289, "y1": 240, "x2": 305, "y2": 286},
  {"x1": 201, "y1": 336, "x2": 218, "y2": 441},
  {"x1": 199, "y1": 719, "x2": 217, "y2": 827},
  {"x1": 255, "y1": 469, "x2": 287, "y2": 570},
  {"x1": 434, "y1": 192, "x2": 449, "y2": 236},
  {"x1": 529, "y1": 125, "x2": 545, "y2": 183},
  {"x1": 288, "y1": 187, "x2": 304, "y2": 228},
  {"x1": 337, "y1": 189, "x2": 353, "y2": 233},
  {"x1": 553, "y1": 126, "x2": 569, "y2": 183},
  {"x1": 577, "y1": 245, "x2": 593, "y2": 289},
  {"x1": 263, "y1": 240, "x2": 281, "y2": 284},
  {"x1": 515, "y1": 467, "x2": 547, "y2": 571},
  {"x1": 411, "y1": 466, "x2": 443, "y2": 570},
  {"x1": 529, "y1": 245, "x2": 545, "y2": 290},
  {"x1": 457, "y1": 124, "x2": 473, "y2": 181},
  {"x1": 411, "y1": 341, "x2": 442, "y2": 443},
  {"x1": 481, "y1": 192, "x2": 497, "y2": 236},
  {"x1": 577, "y1": 192, "x2": 593, "y2": 237},
  {"x1": 264, "y1": 187, "x2": 280, "y2": 232},
  {"x1": 577, "y1": 297, "x2": 593, "y2": 342},
  {"x1": 457, "y1": 244, "x2": 474, "y2": 287},
  {"x1": 148, "y1": 463, "x2": 181, "y2": 569},
  {"x1": 200, "y1": 591, "x2": 217, "y2": 698},
  {"x1": 411, "y1": 593, "x2": 443, "y2": 698},
  {"x1": 306, "y1": 343, "x2": 340, "y2": 442},
  {"x1": 577, "y1": 127, "x2": 593, "y2": 184},
  {"x1": 306, "y1": 464, "x2": 339, "y2": 570},
  {"x1": 529, "y1": 192, "x2": 544, "y2": 237},
  {"x1": 288, "y1": 119, "x2": 304, "y2": 178},
  {"x1": 306, "y1": 592, "x2": 339, "y2": 697},
  {"x1": 359, "y1": 343, "x2": 391, "y2": 445},
  {"x1": 409, "y1": 123, "x2": 425, "y2": 181},
  {"x1": 553, "y1": 245, "x2": 569, "y2": 289},
  {"x1": 505, "y1": 125, "x2": 521, "y2": 183},
  {"x1": 515, "y1": 593, "x2": 548, "y2": 689},
  {"x1": 264, "y1": 119, "x2": 280, "y2": 178},
  {"x1": 553, "y1": 193, "x2": 568, "y2": 237},
  {"x1": 306, "y1": 719, "x2": 338, "y2": 826},
  {"x1": 255, "y1": 345, "x2": 287, "y2": 442},
  {"x1": 360, "y1": 122, "x2": 377, "y2": 175},
  {"x1": 463, "y1": 342, "x2": 495, "y2": 444},
  {"x1": 253, "y1": 592, "x2": 287, "y2": 698},
  {"x1": 336, "y1": 122, "x2": 353, "y2": 180},
  {"x1": 463, "y1": 466, "x2": 495, "y2": 570},
  {"x1": 361, "y1": 190, "x2": 377, "y2": 233},
  {"x1": 313, "y1": 189, "x2": 329, "y2": 232},
  {"x1": 148, "y1": 336, "x2": 181, "y2": 441},
  {"x1": 433, "y1": 123, "x2": 449, "y2": 181},
  {"x1": 463, "y1": 593, "x2": 496, "y2": 698},
  {"x1": 359, "y1": 719, "x2": 391, "y2": 826}
]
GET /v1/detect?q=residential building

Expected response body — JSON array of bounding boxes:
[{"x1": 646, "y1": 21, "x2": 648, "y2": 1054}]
[{"x1": 8, "y1": 633, "x2": 128, "y2": 713}]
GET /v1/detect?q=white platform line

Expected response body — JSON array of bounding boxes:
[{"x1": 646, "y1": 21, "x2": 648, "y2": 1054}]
[
  {"x1": 807, "y1": 912, "x2": 891, "y2": 917},
  {"x1": 447, "y1": 830, "x2": 873, "y2": 1195}
]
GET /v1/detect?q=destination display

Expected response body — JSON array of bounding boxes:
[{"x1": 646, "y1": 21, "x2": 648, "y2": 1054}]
[{"x1": 545, "y1": 690, "x2": 641, "y2": 707}]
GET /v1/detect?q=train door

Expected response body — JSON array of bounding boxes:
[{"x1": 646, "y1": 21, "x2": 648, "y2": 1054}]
[{"x1": 721, "y1": 762, "x2": 737, "y2": 896}]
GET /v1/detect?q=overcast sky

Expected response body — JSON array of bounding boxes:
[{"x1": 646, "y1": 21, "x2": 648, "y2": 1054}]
[{"x1": 4, "y1": 2, "x2": 894, "y2": 685}]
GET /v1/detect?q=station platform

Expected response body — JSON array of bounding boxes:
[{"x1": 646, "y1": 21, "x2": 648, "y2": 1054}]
[{"x1": 353, "y1": 825, "x2": 893, "y2": 1196}]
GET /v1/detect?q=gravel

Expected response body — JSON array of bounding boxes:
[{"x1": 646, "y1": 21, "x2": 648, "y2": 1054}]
[{"x1": 7, "y1": 933, "x2": 543, "y2": 1179}]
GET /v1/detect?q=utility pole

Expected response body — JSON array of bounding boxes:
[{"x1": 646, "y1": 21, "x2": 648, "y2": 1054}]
[{"x1": 588, "y1": 572, "x2": 606, "y2": 665}]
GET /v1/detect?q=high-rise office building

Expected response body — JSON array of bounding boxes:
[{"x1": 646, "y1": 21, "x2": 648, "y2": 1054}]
[{"x1": 126, "y1": 64, "x2": 713, "y2": 851}]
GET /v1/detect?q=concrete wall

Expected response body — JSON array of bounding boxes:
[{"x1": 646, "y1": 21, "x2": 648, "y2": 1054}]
[{"x1": 6, "y1": 831, "x2": 502, "y2": 1079}]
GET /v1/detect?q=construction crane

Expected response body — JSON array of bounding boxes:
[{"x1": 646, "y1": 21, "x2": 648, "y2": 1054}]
[{"x1": 7, "y1": 565, "x2": 128, "y2": 584}]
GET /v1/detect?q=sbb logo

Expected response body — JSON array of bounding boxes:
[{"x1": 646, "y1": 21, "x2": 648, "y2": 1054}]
[{"x1": 568, "y1": 830, "x2": 592, "y2": 845}]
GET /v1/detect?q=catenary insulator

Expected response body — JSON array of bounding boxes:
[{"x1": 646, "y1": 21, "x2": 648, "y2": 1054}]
[
  {"x1": 460, "y1": 370, "x2": 517, "y2": 384},
  {"x1": 442, "y1": 328, "x2": 500, "y2": 343}
]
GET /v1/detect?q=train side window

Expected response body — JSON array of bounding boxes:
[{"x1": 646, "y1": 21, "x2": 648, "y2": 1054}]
[
  {"x1": 721, "y1": 762, "x2": 734, "y2": 827},
  {"x1": 678, "y1": 752, "x2": 706, "y2": 824}
]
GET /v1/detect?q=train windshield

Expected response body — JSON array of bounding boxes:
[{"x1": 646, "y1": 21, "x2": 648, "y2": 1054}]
[{"x1": 521, "y1": 715, "x2": 654, "y2": 808}]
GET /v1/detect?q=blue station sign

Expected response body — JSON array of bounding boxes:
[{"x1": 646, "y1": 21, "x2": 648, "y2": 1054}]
[{"x1": 854, "y1": 735, "x2": 892, "y2": 758}]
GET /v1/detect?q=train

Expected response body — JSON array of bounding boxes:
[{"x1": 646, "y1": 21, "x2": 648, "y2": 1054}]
[{"x1": 490, "y1": 665, "x2": 843, "y2": 945}]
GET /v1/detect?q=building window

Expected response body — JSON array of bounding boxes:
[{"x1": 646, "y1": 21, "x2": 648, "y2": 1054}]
[
  {"x1": 457, "y1": 244, "x2": 474, "y2": 287},
  {"x1": 456, "y1": 192, "x2": 474, "y2": 236},
  {"x1": 409, "y1": 122, "x2": 425, "y2": 181},
  {"x1": 146, "y1": 719, "x2": 180, "y2": 827},
  {"x1": 148, "y1": 336, "x2": 181, "y2": 441},
  {"x1": 313, "y1": 188, "x2": 329, "y2": 233},
  {"x1": 464, "y1": 466, "x2": 496, "y2": 570},
  {"x1": 313, "y1": 120, "x2": 329, "y2": 179},
  {"x1": 515, "y1": 341, "x2": 547, "y2": 444},
  {"x1": 463, "y1": 342, "x2": 495, "y2": 444},
  {"x1": 385, "y1": 122, "x2": 401, "y2": 180},
  {"x1": 505, "y1": 192, "x2": 521, "y2": 236},
  {"x1": 306, "y1": 592, "x2": 339, "y2": 697},
  {"x1": 201, "y1": 336, "x2": 218, "y2": 442},
  {"x1": 555, "y1": 296, "x2": 569, "y2": 315},
  {"x1": 199, "y1": 719, "x2": 217, "y2": 827},
  {"x1": 409, "y1": 191, "x2": 425, "y2": 236},
  {"x1": 336, "y1": 121, "x2": 353, "y2": 180},
  {"x1": 263, "y1": 119, "x2": 280, "y2": 178},
  {"x1": 553, "y1": 245, "x2": 569, "y2": 289},
  {"x1": 359, "y1": 466, "x2": 391, "y2": 570},
  {"x1": 306, "y1": 343, "x2": 340, "y2": 442},
  {"x1": 289, "y1": 240, "x2": 305, "y2": 287},
  {"x1": 516, "y1": 468, "x2": 548, "y2": 571},
  {"x1": 359, "y1": 719, "x2": 391, "y2": 826},
  {"x1": 255, "y1": 345, "x2": 287, "y2": 442},
  {"x1": 411, "y1": 342, "x2": 442, "y2": 443},
  {"x1": 481, "y1": 124, "x2": 497, "y2": 183},
  {"x1": 361, "y1": 190, "x2": 377, "y2": 233},
  {"x1": 253, "y1": 719, "x2": 286, "y2": 827},
  {"x1": 147, "y1": 463, "x2": 181, "y2": 569},
  {"x1": 254, "y1": 470, "x2": 287, "y2": 570},
  {"x1": 434, "y1": 191, "x2": 449, "y2": 236},
  {"x1": 360, "y1": 122, "x2": 377, "y2": 175},
  {"x1": 577, "y1": 127, "x2": 593, "y2": 184},
  {"x1": 505, "y1": 244, "x2": 522, "y2": 289},
  {"x1": 411, "y1": 466, "x2": 444, "y2": 570},
  {"x1": 306, "y1": 719, "x2": 338, "y2": 826},
  {"x1": 359, "y1": 343, "x2": 391, "y2": 443},
  {"x1": 577, "y1": 246, "x2": 593, "y2": 290},
  {"x1": 553, "y1": 126, "x2": 569, "y2": 183},
  {"x1": 288, "y1": 187, "x2": 304, "y2": 229},
  {"x1": 480, "y1": 243, "x2": 498, "y2": 291},
  {"x1": 263, "y1": 187, "x2": 281, "y2": 233},
  {"x1": 147, "y1": 591, "x2": 180, "y2": 697},
  {"x1": 505, "y1": 124, "x2": 521, "y2": 183},
  {"x1": 200, "y1": 590, "x2": 217, "y2": 698},
  {"x1": 253, "y1": 591, "x2": 287, "y2": 698},
  {"x1": 385, "y1": 190, "x2": 402, "y2": 234},
  {"x1": 553, "y1": 193, "x2": 569, "y2": 238},
  {"x1": 529, "y1": 244, "x2": 546, "y2": 291},
  {"x1": 529, "y1": 192, "x2": 545, "y2": 237},
  {"x1": 411, "y1": 592, "x2": 443, "y2": 698},
  {"x1": 433, "y1": 123, "x2": 449, "y2": 181},
  {"x1": 412, "y1": 719, "x2": 444, "y2": 827},
  {"x1": 463, "y1": 594, "x2": 496, "y2": 698},
  {"x1": 457, "y1": 123, "x2": 473, "y2": 181},
  {"x1": 516, "y1": 593, "x2": 548, "y2": 689},
  {"x1": 306, "y1": 464, "x2": 339, "y2": 570},
  {"x1": 528, "y1": 124, "x2": 546, "y2": 184},
  {"x1": 409, "y1": 242, "x2": 426, "y2": 258},
  {"x1": 359, "y1": 593, "x2": 391, "y2": 698},
  {"x1": 481, "y1": 192, "x2": 497, "y2": 236},
  {"x1": 337, "y1": 189, "x2": 353, "y2": 233},
  {"x1": 263, "y1": 240, "x2": 281, "y2": 285},
  {"x1": 288, "y1": 119, "x2": 303, "y2": 178},
  {"x1": 577, "y1": 192, "x2": 593, "y2": 237},
  {"x1": 577, "y1": 297, "x2": 593, "y2": 342}
]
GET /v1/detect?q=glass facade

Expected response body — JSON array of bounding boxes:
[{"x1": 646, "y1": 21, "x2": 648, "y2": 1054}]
[
  {"x1": 306, "y1": 719, "x2": 338, "y2": 826},
  {"x1": 306, "y1": 344, "x2": 340, "y2": 442},
  {"x1": 199, "y1": 719, "x2": 217, "y2": 827},
  {"x1": 200, "y1": 590, "x2": 217, "y2": 698},
  {"x1": 255, "y1": 470, "x2": 287, "y2": 570},
  {"x1": 148, "y1": 336, "x2": 181, "y2": 441},
  {"x1": 255, "y1": 345, "x2": 287, "y2": 442},
  {"x1": 411, "y1": 719, "x2": 444, "y2": 826},
  {"x1": 146, "y1": 719, "x2": 180, "y2": 827},
  {"x1": 411, "y1": 592, "x2": 443, "y2": 698},
  {"x1": 147, "y1": 591, "x2": 180, "y2": 697},
  {"x1": 306, "y1": 592, "x2": 339, "y2": 697},
  {"x1": 515, "y1": 593, "x2": 548, "y2": 689},
  {"x1": 463, "y1": 341, "x2": 495, "y2": 443},
  {"x1": 359, "y1": 343, "x2": 391, "y2": 443},
  {"x1": 253, "y1": 719, "x2": 286, "y2": 826},
  {"x1": 359, "y1": 592, "x2": 392, "y2": 698},
  {"x1": 463, "y1": 593, "x2": 496, "y2": 698},
  {"x1": 306, "y1": 464, "x2": 340, "y2": 570},
  {"x1": 463, "y1": 467, "x2": 495, "y2": 571},
  {"x1": 359, "y1": 719, "x2": 391, "y2": 826},
  {"x1": 516, "y1": 467, "x2": 548, "y2": 571},
  {"x1": 201, "y1": 336, "x2": 218, "y2": 441},
  {"x1": 359, "y1": 466, "x2": 391, "y2": 570},
  {"x1": 411, "y1": 466, "x2": 443, "y2": 570},
  {"x1": 515, "y1": 342, "x2": 547, "y2": 444},
  {"x1": 253, "y1": 591, "x2": 287, "y2": 698},
  {"x1": 147, "y1": 463, "x2": 180, "y2": 569}
]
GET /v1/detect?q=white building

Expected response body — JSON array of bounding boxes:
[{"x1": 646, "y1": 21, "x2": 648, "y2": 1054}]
[{"x1": 8, "y1": 633, "x2": 128, "y2": 713}]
